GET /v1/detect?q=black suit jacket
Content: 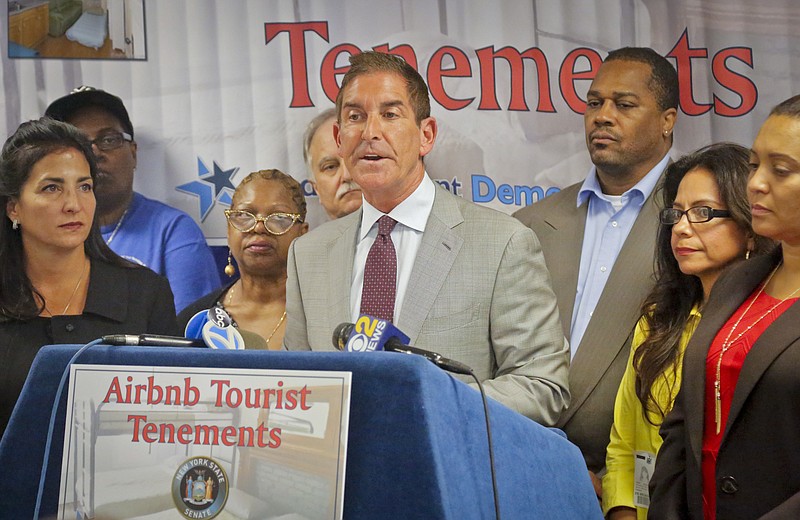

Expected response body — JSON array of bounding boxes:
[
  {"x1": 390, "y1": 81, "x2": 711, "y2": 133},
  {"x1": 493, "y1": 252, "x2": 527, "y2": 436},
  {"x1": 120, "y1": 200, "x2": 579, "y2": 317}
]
[{"x1": 650, "y1": 248, "x2": 800, "y2": 519}]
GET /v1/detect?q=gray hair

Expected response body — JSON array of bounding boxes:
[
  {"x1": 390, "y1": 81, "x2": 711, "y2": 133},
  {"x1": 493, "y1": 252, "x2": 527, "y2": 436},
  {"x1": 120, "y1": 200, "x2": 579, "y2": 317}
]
[{"x1": 302, "y1": 108, "x2": 337, "y2": 180}]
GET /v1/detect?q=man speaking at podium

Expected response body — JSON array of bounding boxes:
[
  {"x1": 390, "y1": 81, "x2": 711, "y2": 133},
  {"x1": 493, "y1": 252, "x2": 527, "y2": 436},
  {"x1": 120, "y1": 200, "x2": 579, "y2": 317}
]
[{"x1": 284, "y1": 51, "x2": 569, "y2": 426}]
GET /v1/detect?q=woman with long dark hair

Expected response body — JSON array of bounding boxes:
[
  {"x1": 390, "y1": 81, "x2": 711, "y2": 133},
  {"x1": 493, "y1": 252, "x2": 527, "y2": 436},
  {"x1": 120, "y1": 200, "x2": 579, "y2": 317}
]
[
  {"x1": 649, "y1": 95, "x2": 800, "y2": 519},
  {"x1": 0, "y1": 118, "x2": 177, "y2": 439},
  {"x1": 602, "y1": 143, "x2": 772, "y2": 519}
]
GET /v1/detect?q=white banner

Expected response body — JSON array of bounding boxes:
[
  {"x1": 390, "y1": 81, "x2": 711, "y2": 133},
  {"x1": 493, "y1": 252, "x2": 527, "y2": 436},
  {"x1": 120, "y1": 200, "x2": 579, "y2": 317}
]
[
  {"x1": 58, "y1": 364, "x2": 351, "y2": 520},
  {"x1": 2, "y1": 0, "x2": 798, "y2": 236}
]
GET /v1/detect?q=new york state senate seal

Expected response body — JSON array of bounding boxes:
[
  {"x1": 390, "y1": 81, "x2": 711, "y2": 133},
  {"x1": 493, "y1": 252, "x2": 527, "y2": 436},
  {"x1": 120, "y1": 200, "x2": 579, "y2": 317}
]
[{"x1": 172, "y1": 456, "x2": 229, "y2": 519}]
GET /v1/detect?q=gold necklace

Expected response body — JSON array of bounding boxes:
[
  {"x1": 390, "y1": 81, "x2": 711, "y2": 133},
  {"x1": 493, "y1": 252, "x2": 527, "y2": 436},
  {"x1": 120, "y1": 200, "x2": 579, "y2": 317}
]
[
  {"x1": 714, "y1": 261, "x2": 800, "y2": 434},
  {"x1": 43, "y1": 258, "x2": 89, "y2": 317},
  {"x1": 225, "y1": 282, "x2": 287, "y2": 347}
]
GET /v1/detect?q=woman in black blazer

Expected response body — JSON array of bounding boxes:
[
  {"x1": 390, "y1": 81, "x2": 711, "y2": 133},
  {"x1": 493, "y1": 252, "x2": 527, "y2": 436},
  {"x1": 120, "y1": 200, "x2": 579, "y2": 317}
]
[
  {"x1": 0, "y1": 118, "x2": 177, "y2": 440},
  {"x1": 649, "y1": 95, "x2": 800, "y2": 519}
]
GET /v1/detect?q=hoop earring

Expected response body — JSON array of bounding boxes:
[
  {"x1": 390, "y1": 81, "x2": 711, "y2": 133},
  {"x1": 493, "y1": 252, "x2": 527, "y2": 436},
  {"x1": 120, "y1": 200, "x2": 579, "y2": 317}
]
[
  {"x1": 224, "y1": 249, "x2": 236, "y2": 277},
  {"x1": 745, "y1": 249, "x2": 751, "y2": 260},
  {"x1": 12, "y1": 219, "x2": 19, "y2": 230}
]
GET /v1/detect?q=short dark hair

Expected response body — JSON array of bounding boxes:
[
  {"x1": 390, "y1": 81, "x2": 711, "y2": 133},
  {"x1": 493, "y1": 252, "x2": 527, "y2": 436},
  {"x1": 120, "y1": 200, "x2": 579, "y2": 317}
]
[
  {"x1": 770, "y1": 94, "x2": 800, "y2": 118},
  {"x1": 335, "y1": 51, "x2": 431, "y2": 125},
  {"x1": 0, "y1": 118, "x2": 132, "y2": 319},
  {"x1": 605, "y1": 47, "x2": 679, "y2": 112},
  {"x1": 233, "y1": 169, "x2": 307, "y2": 220},
  {"x1": 303, "y1": 108, "x2": 337, "y2": 177}
]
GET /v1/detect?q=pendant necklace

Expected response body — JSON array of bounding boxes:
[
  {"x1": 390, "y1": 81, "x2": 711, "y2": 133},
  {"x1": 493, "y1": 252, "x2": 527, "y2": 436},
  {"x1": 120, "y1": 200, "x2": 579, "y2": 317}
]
[
  {"x1": 105, "y1": 207, "x2": 130, "y2": 245},
  {"x1": 714, "y1": 261, "x2": 800, "y2": 434},
  {"x1": 226, "y1": 282, "x2": 287, "y2": 348},
  {"x1": 43, "y1": 258, "x2": 89, "y2": 317}
]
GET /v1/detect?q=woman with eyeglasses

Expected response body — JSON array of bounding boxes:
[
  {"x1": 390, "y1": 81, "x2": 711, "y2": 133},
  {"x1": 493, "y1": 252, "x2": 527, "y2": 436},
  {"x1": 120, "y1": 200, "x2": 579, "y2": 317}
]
[
  {"x1": 178, "y1": 169, "x2": 308, "y2": 349},
  {"x1": 0, "y1": 118, "x2": 178, "y2": 439},
  {"x1": 602, "y1": 143, "x2": 773, "y2": 520},
  {"x1": 649, "y1": 95, "x2": 800, "y2": 519}
]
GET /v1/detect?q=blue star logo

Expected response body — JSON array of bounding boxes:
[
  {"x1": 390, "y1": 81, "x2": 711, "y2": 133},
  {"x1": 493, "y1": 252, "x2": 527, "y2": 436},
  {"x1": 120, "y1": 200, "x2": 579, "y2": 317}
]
[{"x1": 177, "y1": 158, "x2": 238, "y2": 220}]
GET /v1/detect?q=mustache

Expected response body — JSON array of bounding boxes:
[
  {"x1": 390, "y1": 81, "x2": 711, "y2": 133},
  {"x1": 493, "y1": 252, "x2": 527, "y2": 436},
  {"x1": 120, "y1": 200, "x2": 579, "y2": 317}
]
[{"x1": 336, "y1": 181, "x2": 361, "y2": 199}]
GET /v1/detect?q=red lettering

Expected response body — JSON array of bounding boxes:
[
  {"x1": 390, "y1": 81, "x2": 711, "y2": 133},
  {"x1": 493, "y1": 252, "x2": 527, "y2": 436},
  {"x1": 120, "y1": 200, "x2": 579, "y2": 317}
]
[
  {"x1": 668, "y1": 29, "x2": 712, "y2": 116},
  {"x1": 300, "y1": 385, "x2": 312, "y2": 410},
  {"x1": 210, "y1": 379, "x2": 229, "y2": 407},
  {"x1": 177, "y1": 424, "x2": 193, "y2": 444},
  {"x1": 427, "y1": 46, "x2": 474, "y2": 110},
  {"x1": 184, "y1": 377, "x2": 200, "y2": 406},
  {"x1": 712, "y1": 47, "x2": 757, "y2": 117},
  {"x1": 320, "y1": 43, "x2": 360, "y2": 104},
  {"x1": 264, "y1": 21, "x2": 329, "y2": 107},
  {"x1": 476, "y1": 46, "x2": 555, "y2": 112},
  {"x1": 221, "y1": 426, "x2": 237, "y2": 446},
  {"x1": 128, "y1": 415, "x2": 147, "y2": 442},
  {"x1": 103, "y1": 377, "x2": 123, "y2": 403},
  {"x1": 142, "y1": 422, "x2": 158, "y2": 443},
  {"x1": 146, "y1": 376, "x2": 162, "y2": 404},
  {"x1": 270, "y1": 427, "x2": 282, "y2": 448},
  {"x1": 559, "y1": 48, "x2": 603, "y2": 113}
]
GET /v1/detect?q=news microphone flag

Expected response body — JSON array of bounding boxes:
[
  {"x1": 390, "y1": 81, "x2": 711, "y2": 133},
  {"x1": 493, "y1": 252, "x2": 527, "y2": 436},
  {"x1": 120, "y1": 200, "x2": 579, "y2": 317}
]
[{"x1": 345, "y1": 314, "x2": 410, "y2": 352}]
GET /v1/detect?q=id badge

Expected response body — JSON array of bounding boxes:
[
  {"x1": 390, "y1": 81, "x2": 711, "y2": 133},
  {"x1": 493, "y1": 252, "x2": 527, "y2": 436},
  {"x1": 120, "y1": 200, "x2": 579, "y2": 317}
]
[{"x1": 633, "y1": 450, "x2": 656, "y2": 508}]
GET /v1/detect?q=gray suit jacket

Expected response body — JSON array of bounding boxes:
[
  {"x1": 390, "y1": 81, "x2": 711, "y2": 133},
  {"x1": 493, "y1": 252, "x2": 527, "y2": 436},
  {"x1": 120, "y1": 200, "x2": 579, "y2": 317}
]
[
  {"x1": 285, "y1": 185, "x2": 570, "y2": 425},
  {"x1": 514, "y1": 180, "x2": 660, "y2": 471}
]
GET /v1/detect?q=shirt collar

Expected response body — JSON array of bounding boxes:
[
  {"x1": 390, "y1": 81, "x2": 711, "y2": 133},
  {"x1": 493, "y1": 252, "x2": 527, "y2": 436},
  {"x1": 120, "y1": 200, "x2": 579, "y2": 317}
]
[
  {"x1": 577, "y1": 152, "x2": 671, "y2": 207},
  {"x1": 358, "y1": 173, "x2": 436, "y2": 240}
]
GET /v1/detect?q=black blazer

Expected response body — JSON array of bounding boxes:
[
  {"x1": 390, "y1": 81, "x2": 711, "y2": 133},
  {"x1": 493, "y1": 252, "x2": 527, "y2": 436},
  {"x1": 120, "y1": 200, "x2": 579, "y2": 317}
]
[
  {"x1": 649, "y1": 248, "x2": 800, "y2": 519},
  {"x1": 0, "y1": 260, "x2": 177, "y2": 439}
]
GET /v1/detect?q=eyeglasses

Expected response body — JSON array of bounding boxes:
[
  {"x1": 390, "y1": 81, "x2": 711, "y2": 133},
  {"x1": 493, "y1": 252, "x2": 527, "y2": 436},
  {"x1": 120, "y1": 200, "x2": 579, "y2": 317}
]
[
  {"x1": 224, "y1": 209, "x2": 304, "y2": 235},
  {"x1": 89, "y1": 131, "x2": 133, "y2": 152},
  {"x1": 659, "y1": 206, "x2": 732, "y2": 225}
]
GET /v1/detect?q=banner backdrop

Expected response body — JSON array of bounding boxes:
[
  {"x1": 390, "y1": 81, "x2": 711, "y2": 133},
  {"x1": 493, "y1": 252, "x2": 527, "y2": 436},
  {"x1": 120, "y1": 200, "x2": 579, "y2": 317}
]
[{"x1": 2, "y1": 0, "x2": 798, "y2": 241}]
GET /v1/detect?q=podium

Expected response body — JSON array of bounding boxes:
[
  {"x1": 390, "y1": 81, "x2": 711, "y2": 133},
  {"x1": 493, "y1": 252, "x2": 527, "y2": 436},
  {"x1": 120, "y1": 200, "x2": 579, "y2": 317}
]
[{"x1": 0, "y1": 345, "x2": 601, "y2": 519}]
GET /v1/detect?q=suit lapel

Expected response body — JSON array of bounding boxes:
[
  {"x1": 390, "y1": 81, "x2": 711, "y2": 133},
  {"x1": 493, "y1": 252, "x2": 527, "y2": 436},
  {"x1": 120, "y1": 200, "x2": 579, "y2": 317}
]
[
  {"x1": 398, "y1": 189, "x2": 464, "y2": 344},
  {"x1": 562, "y1": 192, "x2": 660, "y2": 422},
  {"x1": 681, "y1": 253, "x2": 778, "y2": 466},
  {"x1": 541, "y1": 185, "x2": 586, "y2": 335},
  {"x1": 724, "y1": 257, "x2": 800, "y2": 439},
  {"x1": 328, "y1": 212, "x2": 359, "y2": 336}
]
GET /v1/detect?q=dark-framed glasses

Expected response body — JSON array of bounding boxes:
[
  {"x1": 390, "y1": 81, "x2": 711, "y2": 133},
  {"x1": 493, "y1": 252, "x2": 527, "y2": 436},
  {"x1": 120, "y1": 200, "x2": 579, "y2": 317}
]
[
  {"x1": 224, "y1": 209, "x2": 304, "y2": 235},
  {"x1": 659, "y1": 206, "x2": 731, "y2": 225},
  {"x1": 90, "y1": 131, "x2": 133, "y2": 152}
]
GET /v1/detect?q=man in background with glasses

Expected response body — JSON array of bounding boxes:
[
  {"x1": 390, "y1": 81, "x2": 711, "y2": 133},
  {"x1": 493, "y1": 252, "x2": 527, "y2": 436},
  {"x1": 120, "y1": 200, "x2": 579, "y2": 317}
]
[{"x1": 45, "y1": 87, "x2": 220, "y2": 312}]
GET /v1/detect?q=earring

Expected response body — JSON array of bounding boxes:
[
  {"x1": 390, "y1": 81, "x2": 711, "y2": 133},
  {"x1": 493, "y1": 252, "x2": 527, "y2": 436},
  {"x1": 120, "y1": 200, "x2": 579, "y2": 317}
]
[
  {"x1": 224, "y1": 249, "x2": 236, "y2": 277},
  {"x1": 745, "y1": 249, "x2": 751, "y2": 260},
  {"x1": 11, "y1": 219, "x2": 19, "y2": 230}
]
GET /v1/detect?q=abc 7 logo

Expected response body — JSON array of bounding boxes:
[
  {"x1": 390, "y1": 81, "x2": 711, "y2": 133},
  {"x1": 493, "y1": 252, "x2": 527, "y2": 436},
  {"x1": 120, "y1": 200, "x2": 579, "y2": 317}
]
[{"x1": 347, "y1": 333, "x2": 371, "y2": 352}]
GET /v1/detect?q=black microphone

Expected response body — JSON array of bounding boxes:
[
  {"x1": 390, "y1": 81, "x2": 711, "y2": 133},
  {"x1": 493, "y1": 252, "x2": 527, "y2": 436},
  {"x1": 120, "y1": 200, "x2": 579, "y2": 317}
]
[
  {"x1": 102, "y1": 334, "x2": 207, "y2": 348},
  {"x1": 332, "y1": 320, "x2": 473, "y2": 375}
]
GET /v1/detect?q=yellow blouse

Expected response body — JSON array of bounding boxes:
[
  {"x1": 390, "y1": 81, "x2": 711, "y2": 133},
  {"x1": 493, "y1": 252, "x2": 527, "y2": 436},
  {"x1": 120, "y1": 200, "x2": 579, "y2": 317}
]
[{"x1": 601, "y1": 306, "x2": 701, "y2": 519}]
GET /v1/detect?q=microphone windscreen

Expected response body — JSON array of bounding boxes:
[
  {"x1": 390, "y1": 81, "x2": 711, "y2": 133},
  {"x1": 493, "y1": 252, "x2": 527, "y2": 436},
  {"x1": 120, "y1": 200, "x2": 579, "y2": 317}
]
[
  {"x1": 184, "y1": 310, "x2": 209, "y2": 339},
  {"x1": 202, "y1": 320, "x2": 245, "y2": 350},
  {"x1": 332, "y1": 323, "x2": 354, "y2": 351}
]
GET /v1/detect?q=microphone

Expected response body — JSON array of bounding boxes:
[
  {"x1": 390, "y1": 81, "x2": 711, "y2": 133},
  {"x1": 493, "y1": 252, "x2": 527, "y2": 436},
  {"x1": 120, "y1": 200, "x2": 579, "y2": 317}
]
[
  {"x1": 102, "y1": 334, "x2": 207, "y2": 348},
  {"x1": 185, "y1": 305, "x2": 245, "y2": 350},
  {"x1": 332, "y1": 316, "x2": 473, "y2": 375}
]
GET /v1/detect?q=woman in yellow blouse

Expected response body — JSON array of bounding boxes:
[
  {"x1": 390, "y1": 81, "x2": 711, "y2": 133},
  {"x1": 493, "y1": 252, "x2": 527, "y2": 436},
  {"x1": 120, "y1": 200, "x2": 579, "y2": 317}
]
[{"x1": 602, "y1": 143, "x2": 773, "y2": 519}]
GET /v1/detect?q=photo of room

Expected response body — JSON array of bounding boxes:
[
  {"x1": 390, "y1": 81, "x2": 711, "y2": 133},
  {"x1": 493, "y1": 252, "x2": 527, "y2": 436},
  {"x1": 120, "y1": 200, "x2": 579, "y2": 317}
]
[{"x1": 7, "y1": 0, "x2": 145, "y2": 60}]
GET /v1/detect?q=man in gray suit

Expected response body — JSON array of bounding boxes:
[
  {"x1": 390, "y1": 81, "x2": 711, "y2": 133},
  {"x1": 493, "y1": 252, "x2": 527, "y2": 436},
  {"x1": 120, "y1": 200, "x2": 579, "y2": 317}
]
[
  {"x1": 514, "y1": 48, "x2": 679, "y2": 475},
  {"x1": 284, "y1": 51, "x2": 569, "y2": 426}
]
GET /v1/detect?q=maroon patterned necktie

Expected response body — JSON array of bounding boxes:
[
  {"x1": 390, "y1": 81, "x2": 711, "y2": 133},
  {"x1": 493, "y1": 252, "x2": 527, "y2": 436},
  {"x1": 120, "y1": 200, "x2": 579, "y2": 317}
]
[{"x1": 360, "y1": 215, "x2": 398, "y2": 322}]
